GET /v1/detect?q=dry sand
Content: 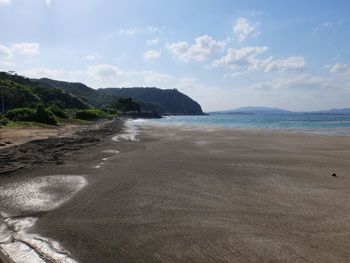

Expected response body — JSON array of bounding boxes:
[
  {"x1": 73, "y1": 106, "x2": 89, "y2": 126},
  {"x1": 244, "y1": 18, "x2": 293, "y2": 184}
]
[
  {"x1": 0, "y1": 121, "x2": 105, "y2": 149},
  {"x1": 1, "y1": 121, "x2": 350, "y2": 262}
]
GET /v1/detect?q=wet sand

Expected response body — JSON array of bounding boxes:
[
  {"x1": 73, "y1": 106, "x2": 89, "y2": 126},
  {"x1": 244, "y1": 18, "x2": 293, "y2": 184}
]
[{"x1": 1, "y1": 121, "x2": 350, "y2": 262}]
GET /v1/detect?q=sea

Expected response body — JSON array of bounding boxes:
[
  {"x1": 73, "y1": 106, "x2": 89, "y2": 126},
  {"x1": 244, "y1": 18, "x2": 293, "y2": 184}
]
[{"x1": 149, "y1": 113, "x2": 350, "y2": 136}]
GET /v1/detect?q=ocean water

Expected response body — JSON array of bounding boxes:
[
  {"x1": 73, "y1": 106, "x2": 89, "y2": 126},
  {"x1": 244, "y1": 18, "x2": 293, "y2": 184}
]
[{"x1": 150, "y1": 113, "x2": 350, "y2": 135}]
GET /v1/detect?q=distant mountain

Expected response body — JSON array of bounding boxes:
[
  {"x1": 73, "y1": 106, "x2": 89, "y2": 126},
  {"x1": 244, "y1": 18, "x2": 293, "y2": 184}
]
[
  {"x1": 100, "y1": 87, "x2": 204, "y2": 115},
  {"x1": 315, "y1": 108, "x2": 350, "y2": 114},
  {"x1": 213, "y1": 106, "x2": 292, "y2": 114}
]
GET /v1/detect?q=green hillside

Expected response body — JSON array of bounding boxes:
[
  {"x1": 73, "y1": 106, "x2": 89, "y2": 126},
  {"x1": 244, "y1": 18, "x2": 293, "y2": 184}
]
[
  {"x1": 1, "y1": 72, "x2": 204, "y2": 117},
  {"x1": 0, "y1": 72, "x2": 88, "y2": 111},
  {"x1": 100, "y1": 87, "x2": 204, "y2": 115},
  {"x1": 35, "y1": 78, "x2": 117, "y2": 108},
  {"x1": 35, "y1": 78, "x2": 204, "y2": 115}
]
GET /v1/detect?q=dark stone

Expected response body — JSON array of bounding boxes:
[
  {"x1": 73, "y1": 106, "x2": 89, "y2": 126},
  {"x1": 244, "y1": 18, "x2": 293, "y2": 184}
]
[{"x1": 332, "y1": 173, "x2": 337, "y2": 177}]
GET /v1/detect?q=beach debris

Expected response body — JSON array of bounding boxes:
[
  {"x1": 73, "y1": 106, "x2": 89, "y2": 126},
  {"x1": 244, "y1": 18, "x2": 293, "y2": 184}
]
[{"x1": 332, "y1": 173, "x2": 337, "y2": 177}]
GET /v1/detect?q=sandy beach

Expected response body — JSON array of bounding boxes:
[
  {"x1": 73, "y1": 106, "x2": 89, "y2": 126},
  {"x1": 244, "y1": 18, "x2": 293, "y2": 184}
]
[{"x1": 1, "y1": 120, "x2": 350, "y2": 262}]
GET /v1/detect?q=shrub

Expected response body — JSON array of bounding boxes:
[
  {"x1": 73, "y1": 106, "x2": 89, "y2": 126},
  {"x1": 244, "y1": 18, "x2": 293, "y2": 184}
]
[
  {"x1": 36, "y1": 105, "x2": 57, "y2": 125},
  {"x1": 74, "y1": 109, "x2": 107, "y2": 120},
  {"x1": 0, "y1": 117, "x2": 8, "y2": 126},
  {"x1": 101, "y1": 108, "x2": 117, "y2": 115},
  {"x1": 6, "y1": 108, "x2": 36, "y2": 121},
  {"x1": 48, "y1": 104, "x2": 69, "y2": 119},
  {"x1": 111, "y1": 97, "x2": 141, "y2": 113}
]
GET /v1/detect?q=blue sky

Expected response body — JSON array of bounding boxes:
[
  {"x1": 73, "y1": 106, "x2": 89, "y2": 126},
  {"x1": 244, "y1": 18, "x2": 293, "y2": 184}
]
[{"x1": 1, "y1": 0, "x2": 350, "y2": 111}]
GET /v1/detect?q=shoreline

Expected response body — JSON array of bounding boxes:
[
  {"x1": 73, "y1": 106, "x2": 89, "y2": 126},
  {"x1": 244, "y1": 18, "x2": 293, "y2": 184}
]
[
  {"x1": 146, "y1": 119, "x2": 350, "y2": 139},
  {"x1": 0, "y1": 118, "x2": 125, "y2": 263},
  {"x1": 1, "y1": 120, "x2": 350, "y2": 262},
  {"x1": 150, "y1": 115, "x2": 350, "y2": 137}
]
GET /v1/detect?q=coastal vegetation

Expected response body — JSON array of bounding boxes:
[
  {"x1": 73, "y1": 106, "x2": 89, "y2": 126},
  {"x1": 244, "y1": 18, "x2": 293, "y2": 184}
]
[
  {"x1": 0, "y1": 71, "x2": 204, "y2": 127},
  {"x1": 0, "y1": 72, "x2": 128, "y2": 126},
  {"x1": 35, "y1": 78, "x2": 204, "y2": 115},
  {"x1": 101, "y1": 87, "x2": 204, "y2": 115},
  {"x1": 74, "y1": 109, "x2": 108, "y2": 120}
]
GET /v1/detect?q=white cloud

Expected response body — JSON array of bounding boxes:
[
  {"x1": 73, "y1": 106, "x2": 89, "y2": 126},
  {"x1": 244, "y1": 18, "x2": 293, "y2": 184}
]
[
  {"x1": 0, "y1": 43, "x2": 14, "y2": 70},
  {"x1": 147, "y1": 26, "x2": 160, "y2": 33},
  {"x1": 213, "y1": 46, "x2": 305, "y2": 72},
  {"x1": 233, "y1": 17, "x2": 260, "y2": 42},
  {"x1": 313, "y1": 20, "x2": 345, "y2": 35},
  {"x1": 0, "y1": 0, "x2": 50, "y2": 6},
  {"x1": 213, "y1": 46, "x2": 268, "y2": 68},
  {"x1": 147, "y1": 38, "x2": 160, "y2": 45},
  {"x1": 0, "y1": 0, "x2": 11, "y2": 5},
  {"x1": 0, "y1": 42, "x2": 40, "y2": 57},
  {"x1": 255, "y1": 56, "x2": 306, "y2": 72},
  {"x1": 119, "y1": 28, "x2": 138, "y2": 36},
  {"x1": 12, "y1": 43, "x2": 40, "y2": 56},
  {"x1": 0, "y1": 0, "x2": 51, "y2": 6},
  {"x1": 328, "y1": 63, "x2": 350, "y2": 80},
  {"x1": 167, "y1": 35, "x2": 226, "y2": 62},
  {"x1": 20, "y1": 68, "x2": 63, "y2": 79},
  {"x1": 88, "y1": 64, "x2": 127, "y2": 82},
  {"x1": 61, "y1": 64, "x2": 178, "y2": 88},
  {"x1": 143, "y1": 50, "x2": 161, "y2": 60},
  {"x1": 72, "y1": 64, "x2": 129, "y2": 87},
  {"x1": 243, "y1": 73, "x2": 350, "y2": 111},
  {"x1": 119, "y1": 26, "x2": 162, "y2": 37},
  {"x1": 0, "y1": 44, "x2": 12, "y2": 59},
  {"x1": 251, "y1": 74, "x2": 328, "y2": 92},
  {"x1": 142, "y1": 71, "x2": 174, "y2": 83},
  {"x1": 328, "y1": 63, "x2": 348, "y2": 74},
  {"x1": 0, "y1": 42, "x2": 40, "y2": 69}
]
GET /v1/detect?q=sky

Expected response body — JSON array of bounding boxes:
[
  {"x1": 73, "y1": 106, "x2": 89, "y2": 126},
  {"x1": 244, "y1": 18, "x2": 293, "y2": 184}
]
[{"x1": 0, "y1": 0, "x2": 350, "y2": 111}]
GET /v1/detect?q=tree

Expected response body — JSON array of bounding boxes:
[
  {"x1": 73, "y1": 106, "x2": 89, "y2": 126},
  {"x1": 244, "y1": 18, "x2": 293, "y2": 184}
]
[
  {"x1": 36, "y1": 104, "x2": 57, "y2": 125},
  {"x1": 111, "y1": 97, "x2": 141, "y2": 113}
]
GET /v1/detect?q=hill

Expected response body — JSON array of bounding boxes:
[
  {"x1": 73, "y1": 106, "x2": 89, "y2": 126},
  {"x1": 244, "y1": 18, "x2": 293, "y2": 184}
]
[
  {"x1": 35, "y1": 78, "x2": 116, "y2": 108},
  {"x1": 2, "y1": 73, "x2": 204, "y2": 115},
  {"x1": 0, "y1": 72, "x2": 88, "y2": 111},
  {"x1": 100, "y1": 87, "x2": 204, "y2": 115},
  {"x1": 35, "y1": 79, "x2": 204, "y2": 115}
]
